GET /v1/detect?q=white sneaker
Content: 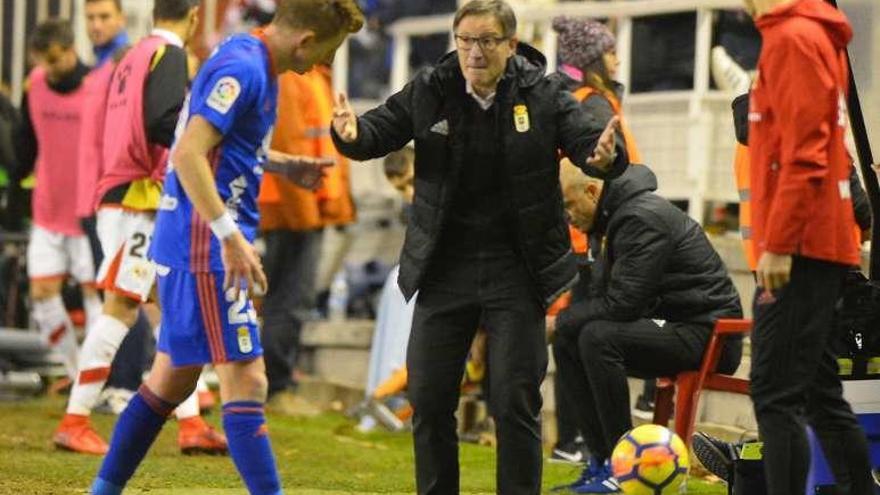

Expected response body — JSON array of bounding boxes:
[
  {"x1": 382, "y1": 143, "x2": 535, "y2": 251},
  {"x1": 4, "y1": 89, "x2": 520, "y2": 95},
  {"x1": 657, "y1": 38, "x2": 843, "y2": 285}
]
[{"x1": 711, "y1": 46, "x2": 751, "y2": 94}]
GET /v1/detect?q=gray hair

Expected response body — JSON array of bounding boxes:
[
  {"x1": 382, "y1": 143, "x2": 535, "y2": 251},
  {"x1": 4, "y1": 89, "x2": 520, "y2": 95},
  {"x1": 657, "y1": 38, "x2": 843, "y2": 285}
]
[{"x1": 453, "y1": 0, "x2": 517, "y2": 38}]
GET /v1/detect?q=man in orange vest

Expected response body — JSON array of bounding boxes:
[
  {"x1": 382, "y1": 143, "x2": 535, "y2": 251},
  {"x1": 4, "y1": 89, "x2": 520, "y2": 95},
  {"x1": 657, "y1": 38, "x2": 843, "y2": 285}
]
[{"x1": 258, "y1": 65, "x2": 356, "y2": 414}]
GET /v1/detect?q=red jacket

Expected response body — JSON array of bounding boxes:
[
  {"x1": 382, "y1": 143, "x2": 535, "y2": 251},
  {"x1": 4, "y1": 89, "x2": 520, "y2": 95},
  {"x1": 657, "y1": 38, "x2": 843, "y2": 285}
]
[{"x1": 749, "y1": 0, "x2": 859, "y2": 266}]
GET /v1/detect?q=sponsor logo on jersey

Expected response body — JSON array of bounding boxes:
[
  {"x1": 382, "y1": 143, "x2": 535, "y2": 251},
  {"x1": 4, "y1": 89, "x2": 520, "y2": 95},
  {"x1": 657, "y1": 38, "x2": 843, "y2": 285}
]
[{"x1": 207, "y1": 76, "x2": 241, "y2": 114}]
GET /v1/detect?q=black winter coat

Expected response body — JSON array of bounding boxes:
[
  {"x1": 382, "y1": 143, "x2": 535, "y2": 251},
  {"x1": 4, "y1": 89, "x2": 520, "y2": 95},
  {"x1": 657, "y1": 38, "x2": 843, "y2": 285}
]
[
  {"x1": 556, "y1": 165, "x2": 743, "y2": 333},
  {"x1": 332, "y1": 44, "x2": 628, "y2": 304}
]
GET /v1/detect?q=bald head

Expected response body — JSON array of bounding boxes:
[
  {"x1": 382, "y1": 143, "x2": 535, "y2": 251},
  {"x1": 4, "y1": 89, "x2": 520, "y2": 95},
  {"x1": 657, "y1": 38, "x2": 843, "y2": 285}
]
[
  {"x1": 560, "y1": 159, "x2": 602, "y2": 196},
  {"x1": 560, "y1": 159, "x2": 604, "y2": 233}
]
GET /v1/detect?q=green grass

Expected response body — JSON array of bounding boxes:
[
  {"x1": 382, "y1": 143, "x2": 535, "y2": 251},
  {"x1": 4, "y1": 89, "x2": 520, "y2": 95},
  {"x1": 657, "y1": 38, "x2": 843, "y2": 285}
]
[{"x1": 0, "y1": 398, "x2": 726, "y2": 494}]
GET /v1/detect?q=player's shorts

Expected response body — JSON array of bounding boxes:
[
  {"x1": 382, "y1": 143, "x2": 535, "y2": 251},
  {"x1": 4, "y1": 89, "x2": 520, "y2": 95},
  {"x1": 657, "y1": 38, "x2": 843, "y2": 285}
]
[
  {"x1": 156, "y1": 265, "x2": 262, "y2": 367},
  {"x1": 27, "y1": 225, "x2": 95, "y2": 283},
  {"x1": 95, "y1": 207, "x2": 157, "y2": 302}
]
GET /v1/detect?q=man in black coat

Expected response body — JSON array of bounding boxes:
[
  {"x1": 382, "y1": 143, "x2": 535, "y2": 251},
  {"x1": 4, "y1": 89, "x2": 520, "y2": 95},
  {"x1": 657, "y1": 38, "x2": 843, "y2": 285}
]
[
  {"x1": 330, "y1": 1, "x2": 626, "y2": 493},
  {"x1": 549, "y1": 162, "x2": 743, "y2": 492}
]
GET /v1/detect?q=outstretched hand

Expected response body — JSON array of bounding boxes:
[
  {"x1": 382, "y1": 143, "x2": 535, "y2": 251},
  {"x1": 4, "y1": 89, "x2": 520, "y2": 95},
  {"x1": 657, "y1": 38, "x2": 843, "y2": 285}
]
[
  {"x1": 332, "y1": 92, "x2": 358, "y2": 143},
  {"x1": 586, "y1": 116, "x2": 620, "y2": 171},
  {"x1": 265, "y1": 150, "x2": 334, "y2": 191}
]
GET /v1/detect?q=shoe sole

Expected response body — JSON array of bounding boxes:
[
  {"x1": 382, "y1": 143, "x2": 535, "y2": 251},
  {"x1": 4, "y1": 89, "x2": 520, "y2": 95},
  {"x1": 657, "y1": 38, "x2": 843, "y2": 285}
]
[
  {"x1": 54, "y1": 441, "x2": 107, "y2": 456},
  {"x1": 548, "y1": 457, "x2": 586, "y2": 465},
  {"x1": 692, "y1": 432, "x2": 732, "y2": 481},
  {"x1": 180, "y1": 447, "x2": 228, "y2": 456},
  {"x1": 631, "y1": 410, "x2": 654, "y2": 421},
  {"x1": 548, "y1": 452, "x2": 586, "y2": 465}
]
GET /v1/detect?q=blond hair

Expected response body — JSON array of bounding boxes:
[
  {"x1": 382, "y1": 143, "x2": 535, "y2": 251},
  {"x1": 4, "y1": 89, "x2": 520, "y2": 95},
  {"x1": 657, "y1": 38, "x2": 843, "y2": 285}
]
[{"x1": 274, "y1": 0, "x2": 365, "y2": 39}]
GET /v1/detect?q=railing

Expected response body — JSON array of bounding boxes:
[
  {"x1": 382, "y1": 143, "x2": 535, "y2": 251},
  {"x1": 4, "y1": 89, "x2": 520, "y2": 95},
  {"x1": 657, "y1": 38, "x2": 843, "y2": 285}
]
[
  {"x1": 5, "y1": 0, "x2": 747, "y2": 223},
  {"x1": 333, "y1": 0, "x2": 747, "y2": 224}
]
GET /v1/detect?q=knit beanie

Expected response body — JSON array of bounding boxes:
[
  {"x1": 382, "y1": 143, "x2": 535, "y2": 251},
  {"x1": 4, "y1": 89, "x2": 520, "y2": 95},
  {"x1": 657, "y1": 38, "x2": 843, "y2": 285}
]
[{"x1": 552, "y1": 16, "x2": 616, "y2": 70}]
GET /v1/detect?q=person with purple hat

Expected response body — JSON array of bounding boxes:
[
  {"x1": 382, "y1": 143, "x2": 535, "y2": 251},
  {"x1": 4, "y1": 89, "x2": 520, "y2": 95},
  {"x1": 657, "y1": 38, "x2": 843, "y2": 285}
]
[{"x1": 551, "y1": 16, "x2": 641, "y2": 163}]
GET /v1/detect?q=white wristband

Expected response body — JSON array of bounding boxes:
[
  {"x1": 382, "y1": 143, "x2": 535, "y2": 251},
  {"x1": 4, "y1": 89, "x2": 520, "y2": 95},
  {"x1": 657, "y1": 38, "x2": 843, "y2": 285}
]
[{"x1": 209, "y1": 211, "x2": 239, "y2": 241}]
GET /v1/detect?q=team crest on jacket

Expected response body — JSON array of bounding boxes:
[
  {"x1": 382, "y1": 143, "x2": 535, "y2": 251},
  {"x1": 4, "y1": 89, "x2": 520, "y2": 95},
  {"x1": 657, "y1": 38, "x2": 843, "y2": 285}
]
[{"x1": 513, "y1": 104, "x2": 530, "y2": 133}]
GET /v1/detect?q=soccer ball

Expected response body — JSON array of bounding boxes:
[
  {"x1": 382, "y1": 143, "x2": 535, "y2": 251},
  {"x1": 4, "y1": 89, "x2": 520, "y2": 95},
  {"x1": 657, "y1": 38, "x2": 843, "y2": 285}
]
[{"x1": 610, "y1": 424, "x2": 689, "y2": 495}]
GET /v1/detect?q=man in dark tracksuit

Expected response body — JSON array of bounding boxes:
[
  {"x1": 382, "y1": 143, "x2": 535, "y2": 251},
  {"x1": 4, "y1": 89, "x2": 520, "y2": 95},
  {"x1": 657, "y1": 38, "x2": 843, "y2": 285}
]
[
  {"x1": 330, "y1": 2, "x2": 627, "y2": 493},
  {"x1": 551, "y1": 163, "x2": 743, "y2": 492}
]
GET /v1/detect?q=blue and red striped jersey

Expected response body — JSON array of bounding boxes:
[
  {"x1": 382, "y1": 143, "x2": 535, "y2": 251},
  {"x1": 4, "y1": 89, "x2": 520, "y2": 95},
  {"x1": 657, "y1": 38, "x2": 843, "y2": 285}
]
[{"x1": 150, "y1": 33, "x2": 278, "y2": 272}]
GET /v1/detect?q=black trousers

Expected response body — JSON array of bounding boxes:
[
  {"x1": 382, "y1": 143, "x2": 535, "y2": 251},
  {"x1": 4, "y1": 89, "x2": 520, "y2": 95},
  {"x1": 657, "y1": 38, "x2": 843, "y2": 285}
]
[
  {"x1": 407, "y1": 253, "x2": 547, "y2": 495},
  {"x1": 553, "y1": 318, "x2": 735, "y2": 460},
  {"x1": 553, "y1": 369, "x2": 581, "y2": 448},
  {"x1": 262, "y1": 229, "x2": 322, "y2": 396},
  {"x1": 750, "y1": 256, "x2": 873, "y2": 495}
]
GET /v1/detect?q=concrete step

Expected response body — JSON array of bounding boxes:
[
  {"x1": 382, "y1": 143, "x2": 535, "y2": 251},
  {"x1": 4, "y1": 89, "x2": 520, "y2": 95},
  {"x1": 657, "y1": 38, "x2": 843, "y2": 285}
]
[{"x1": 299, "y1": 318, "x2": 760, "y2": 446}]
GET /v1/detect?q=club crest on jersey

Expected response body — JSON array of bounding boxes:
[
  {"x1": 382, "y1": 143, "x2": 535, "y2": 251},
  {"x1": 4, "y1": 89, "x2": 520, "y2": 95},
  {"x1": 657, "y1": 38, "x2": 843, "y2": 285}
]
[
  {"x1": 513, "y1": 104, "x2": 530, "y2": 133},
  {"x1": 207, "y1": 76, "x2": 241, "y2": 114}
]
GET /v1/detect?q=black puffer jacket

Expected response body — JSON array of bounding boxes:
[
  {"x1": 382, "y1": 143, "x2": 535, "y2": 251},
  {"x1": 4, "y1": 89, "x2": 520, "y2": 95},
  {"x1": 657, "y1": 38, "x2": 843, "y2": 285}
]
[
  {"x1": 556, "y1": 165, "x2": 743, "y2": 332},
  {"x1": 332, "y1": 44, "x2": 628, "y2": 304}
]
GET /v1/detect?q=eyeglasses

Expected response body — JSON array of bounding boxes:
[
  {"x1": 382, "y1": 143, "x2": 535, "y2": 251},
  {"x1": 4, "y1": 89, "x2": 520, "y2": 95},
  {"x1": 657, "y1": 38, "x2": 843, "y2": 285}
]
[{"x1": 454, "y1": 34, "x2": 508, "y2": 52}]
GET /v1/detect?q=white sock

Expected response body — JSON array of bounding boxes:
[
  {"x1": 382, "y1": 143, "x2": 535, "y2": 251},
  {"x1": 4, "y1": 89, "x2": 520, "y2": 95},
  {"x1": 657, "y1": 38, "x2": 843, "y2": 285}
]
[
  {"x1": 34, "y1": 296, "x2": 78, "y2": 381},
  {"x1": 196, "y1": 374, "x2": 209, "y2": 393},
  {"x1": 82, "y1": 293, "x2": 103, "y2": 335},
  {"x1": 66, "y1": 314, "x2": 129, "y2": 415},
  {"x1": 174, "y1": 391, "x2": 201, "y2": 420}
]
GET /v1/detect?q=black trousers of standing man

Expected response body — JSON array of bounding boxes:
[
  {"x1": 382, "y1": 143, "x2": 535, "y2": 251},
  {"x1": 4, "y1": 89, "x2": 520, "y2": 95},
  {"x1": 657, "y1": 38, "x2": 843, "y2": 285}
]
[
  {"x1": 262, "y1": 229, "x2": 323, "y2": 397},
  {"x1": 750, "y1": 256, "x2": 873, "y2": 495},
  {"x1": 407, "y1": 251, "x2": 547, "y2": 495}
]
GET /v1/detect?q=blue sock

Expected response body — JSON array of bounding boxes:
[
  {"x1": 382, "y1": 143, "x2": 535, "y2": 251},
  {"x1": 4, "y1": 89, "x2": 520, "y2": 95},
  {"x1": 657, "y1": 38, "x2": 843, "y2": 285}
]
[
  {"x1": 223, "y1": 401, "x2": 282, "y2": 495},
  {"x1": 91, "y1": 385, "x2": 175, "y2": 494}
]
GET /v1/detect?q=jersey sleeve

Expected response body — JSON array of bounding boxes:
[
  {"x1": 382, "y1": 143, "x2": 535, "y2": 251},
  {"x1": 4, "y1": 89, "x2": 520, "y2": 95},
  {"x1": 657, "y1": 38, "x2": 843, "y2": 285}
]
[
  {"x1": 144, "y1": 44, "x2": 189, "y2": 147},
  {"x1": 188, "y1": 55, "x2": 260, "y2": 136}
]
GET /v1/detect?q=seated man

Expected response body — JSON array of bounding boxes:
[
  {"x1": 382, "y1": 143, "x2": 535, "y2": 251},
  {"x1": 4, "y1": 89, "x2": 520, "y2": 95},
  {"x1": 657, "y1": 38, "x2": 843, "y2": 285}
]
[{"x1": 549, "y1": 162, "x2": 744, "y2": 493}]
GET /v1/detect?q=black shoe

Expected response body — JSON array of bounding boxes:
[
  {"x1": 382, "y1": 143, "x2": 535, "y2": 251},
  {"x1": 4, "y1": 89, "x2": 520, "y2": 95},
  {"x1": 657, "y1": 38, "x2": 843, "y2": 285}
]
[
  {"x1": 549, "y1": 438, "x2": 590, "y2": 465},
  {"x1": 692, "y1": 431, "x2": 738, "y2": 481},
  {"x1": 632, "y1": 395, "x2": 655, "y2": 420}
]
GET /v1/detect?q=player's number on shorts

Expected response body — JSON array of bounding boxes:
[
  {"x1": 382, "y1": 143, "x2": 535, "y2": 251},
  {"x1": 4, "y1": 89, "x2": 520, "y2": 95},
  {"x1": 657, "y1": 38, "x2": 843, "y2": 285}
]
[
  {"x1": 225, "y1": 288, "x2": 258, "y2": 325},
  {"x1": 129, "y1": 233, "x2": 149, "y2": 259}
]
